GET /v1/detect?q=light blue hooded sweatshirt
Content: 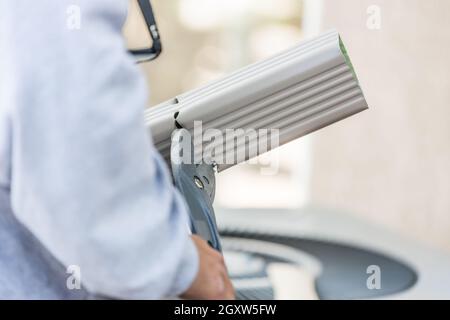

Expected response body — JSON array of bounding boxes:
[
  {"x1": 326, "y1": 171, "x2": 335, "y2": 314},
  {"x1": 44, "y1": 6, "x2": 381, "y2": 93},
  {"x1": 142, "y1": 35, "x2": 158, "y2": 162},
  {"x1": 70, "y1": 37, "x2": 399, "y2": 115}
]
[{"x1": 0, "y1": 0, "x2": 198, "y2": 299}]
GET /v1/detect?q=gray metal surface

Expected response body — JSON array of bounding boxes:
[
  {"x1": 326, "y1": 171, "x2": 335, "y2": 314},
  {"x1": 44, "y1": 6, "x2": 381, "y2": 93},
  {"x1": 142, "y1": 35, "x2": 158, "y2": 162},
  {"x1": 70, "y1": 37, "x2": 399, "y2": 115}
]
[
  {"x1": 222, "y1": 232, "x2": 417, "y2": 300},
  {"x1": 171, "y1": 129, "x2": 222, "y2": 251},
  {"x1": 224, "y1": 250, "x2": 275, "y2": 300}
]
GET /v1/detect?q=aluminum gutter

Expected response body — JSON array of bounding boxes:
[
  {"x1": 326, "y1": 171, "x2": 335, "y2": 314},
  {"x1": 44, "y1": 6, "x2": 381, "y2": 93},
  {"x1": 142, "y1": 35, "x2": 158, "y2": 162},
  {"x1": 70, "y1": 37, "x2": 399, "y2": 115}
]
[{"x1": 145, "y1": 30, "x2": 368, "y2": 171}]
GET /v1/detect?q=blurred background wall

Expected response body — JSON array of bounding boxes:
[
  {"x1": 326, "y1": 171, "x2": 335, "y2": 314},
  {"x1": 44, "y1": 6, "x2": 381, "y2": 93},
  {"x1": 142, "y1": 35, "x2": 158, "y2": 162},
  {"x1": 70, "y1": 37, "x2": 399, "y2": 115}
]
[
  {"x1": 124, "y1": 0, "x2": 450, "y2": 252},
  {"x1": 309, "y1": 0, "x2": 450, "y2": 252}
]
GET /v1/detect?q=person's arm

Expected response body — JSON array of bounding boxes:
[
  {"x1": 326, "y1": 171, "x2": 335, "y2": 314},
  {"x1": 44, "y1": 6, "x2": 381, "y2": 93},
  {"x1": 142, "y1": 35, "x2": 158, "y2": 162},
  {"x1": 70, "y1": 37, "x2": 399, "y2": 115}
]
[{"x1": 2, "y1": 0, "x2": 216, "y2": 299}]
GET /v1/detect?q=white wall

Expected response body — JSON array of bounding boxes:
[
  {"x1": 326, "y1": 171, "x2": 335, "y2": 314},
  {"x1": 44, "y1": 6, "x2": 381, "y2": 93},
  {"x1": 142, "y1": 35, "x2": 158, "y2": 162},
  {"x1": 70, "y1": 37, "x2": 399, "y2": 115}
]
[{"x1": 308, "y1": 0, "x2": 450, "y2": 251}]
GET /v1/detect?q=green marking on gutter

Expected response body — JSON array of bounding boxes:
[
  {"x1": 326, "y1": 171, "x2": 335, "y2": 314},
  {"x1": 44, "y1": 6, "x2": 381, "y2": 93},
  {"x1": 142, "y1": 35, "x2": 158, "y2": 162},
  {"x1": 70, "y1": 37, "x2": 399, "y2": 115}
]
[{"x1": 339, "y1": 36, "x2": 359, "y2": 84}]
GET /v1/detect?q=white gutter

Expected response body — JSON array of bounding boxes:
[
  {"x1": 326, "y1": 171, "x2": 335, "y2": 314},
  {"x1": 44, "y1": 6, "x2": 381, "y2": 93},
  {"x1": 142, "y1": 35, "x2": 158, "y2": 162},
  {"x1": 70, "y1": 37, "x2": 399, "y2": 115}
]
[{"x1": 145, "y1": 30, "x2": 368, "y2": 171}]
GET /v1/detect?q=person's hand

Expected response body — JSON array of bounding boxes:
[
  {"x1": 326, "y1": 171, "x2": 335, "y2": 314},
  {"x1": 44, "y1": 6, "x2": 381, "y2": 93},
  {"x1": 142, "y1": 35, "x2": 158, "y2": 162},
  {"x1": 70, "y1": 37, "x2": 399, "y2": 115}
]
[{"x1": 181, "y1": 235, "x2": 235, "y2": 300}]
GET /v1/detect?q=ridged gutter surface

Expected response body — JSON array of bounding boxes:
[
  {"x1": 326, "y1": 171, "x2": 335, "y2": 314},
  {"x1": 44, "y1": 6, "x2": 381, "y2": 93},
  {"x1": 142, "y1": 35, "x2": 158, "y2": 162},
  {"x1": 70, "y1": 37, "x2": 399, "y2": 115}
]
[{"x1": 144, "y1": 30, "x2": 368, "y2": 171}]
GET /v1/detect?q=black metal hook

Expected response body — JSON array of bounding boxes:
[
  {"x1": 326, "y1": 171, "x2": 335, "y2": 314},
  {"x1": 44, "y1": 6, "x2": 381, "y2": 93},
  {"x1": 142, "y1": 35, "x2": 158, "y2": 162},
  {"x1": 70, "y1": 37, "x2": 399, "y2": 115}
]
[{"x1": 129, "y1": 0, "x2": 162, "y2": 63}]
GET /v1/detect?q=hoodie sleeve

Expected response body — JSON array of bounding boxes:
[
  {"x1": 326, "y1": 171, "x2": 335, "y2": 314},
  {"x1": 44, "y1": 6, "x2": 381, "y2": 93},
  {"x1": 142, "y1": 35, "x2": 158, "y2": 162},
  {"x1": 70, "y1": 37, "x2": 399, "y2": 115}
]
[{"x1": 1, "y1": 0, "x2": 198, "y2": 299}]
